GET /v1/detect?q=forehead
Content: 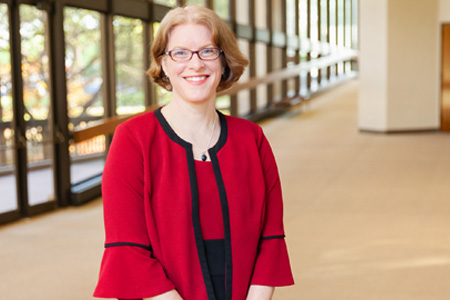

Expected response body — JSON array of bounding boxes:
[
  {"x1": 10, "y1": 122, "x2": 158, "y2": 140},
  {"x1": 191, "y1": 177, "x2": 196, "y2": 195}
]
[{"x1": 167, "y1": 23, "x2": 214, "y2": 49}]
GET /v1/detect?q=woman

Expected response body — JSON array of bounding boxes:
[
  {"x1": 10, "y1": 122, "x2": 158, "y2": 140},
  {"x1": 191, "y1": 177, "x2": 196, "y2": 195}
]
[{"x1": 94, "y1": 5, "x2": 294, "y2": 300}]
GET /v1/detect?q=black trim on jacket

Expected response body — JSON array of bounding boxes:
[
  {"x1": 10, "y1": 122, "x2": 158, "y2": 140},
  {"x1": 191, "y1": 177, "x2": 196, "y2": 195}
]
[
  {"x1": 154, "y1": 107, "x2": 231, "y2": 300},
  {"x1": 104, "y1": 242, "x2": 153, "y2": 251},
  {"x1": 261, "y1": 235, "x2": 286, "y2": 240}
]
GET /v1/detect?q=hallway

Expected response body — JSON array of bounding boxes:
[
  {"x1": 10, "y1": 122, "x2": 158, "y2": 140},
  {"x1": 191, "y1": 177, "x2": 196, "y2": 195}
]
[{"x1": 1, "y1": 80, "x2": 450, "y2": 299}]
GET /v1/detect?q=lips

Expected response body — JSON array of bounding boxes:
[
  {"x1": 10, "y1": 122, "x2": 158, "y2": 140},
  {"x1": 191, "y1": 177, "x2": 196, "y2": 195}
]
[
  {"x1": 183, "y1": 75, "x2": 210, "y2": 86},
  {"x1": 184, "y1": 75, "x2": 209, "y2": 82}
]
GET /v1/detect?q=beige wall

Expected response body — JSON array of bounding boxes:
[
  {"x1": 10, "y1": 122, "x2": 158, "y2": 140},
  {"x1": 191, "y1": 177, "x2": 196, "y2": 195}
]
[
  {"x1": 440, "y1": 0, "x2": 450, "y2": 22},
  {"x1": 359, "y1": 0, "x2": 441, "y2": 131},
  {"x1": 387, "y1": 0, "x2": 439, "y2": 130},
  {"x1": 358, "y1": 0, "x2": 389, "y2": 131}
]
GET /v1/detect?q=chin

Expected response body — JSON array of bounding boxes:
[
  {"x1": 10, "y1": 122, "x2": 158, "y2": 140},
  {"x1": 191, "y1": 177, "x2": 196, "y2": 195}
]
[
  {"x1": 177, "y1": 90, "x2": 217, "y2": 104},
  {"x1": 187, "y1": 96, "x2": 214, "y2": 104}
]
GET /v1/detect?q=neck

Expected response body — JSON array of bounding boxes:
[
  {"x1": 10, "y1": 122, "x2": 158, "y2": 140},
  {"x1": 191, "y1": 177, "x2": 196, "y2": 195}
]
[
  {"x1": 166, "y1": 96, "x2": 217, "y2": 129},
  {"x1": 161, "y1": 97, "x2": 220, "y2": 161}
]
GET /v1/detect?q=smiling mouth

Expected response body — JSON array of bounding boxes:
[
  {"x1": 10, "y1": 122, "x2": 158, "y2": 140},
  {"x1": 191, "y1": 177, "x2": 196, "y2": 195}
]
[{"x1": 185, "y1": 76, "x2": 208, "y2": 82}]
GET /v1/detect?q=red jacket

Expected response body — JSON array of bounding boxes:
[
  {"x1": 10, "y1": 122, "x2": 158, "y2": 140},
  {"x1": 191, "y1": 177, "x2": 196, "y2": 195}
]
[{"x1": 94, "y1": 108, "x2": 294, "y2": 300}]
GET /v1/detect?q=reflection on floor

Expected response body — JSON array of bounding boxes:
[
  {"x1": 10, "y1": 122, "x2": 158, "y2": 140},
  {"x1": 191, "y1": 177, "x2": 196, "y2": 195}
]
[{"x1": 1, "y1": 80, "x2": 450, "y2": 300}]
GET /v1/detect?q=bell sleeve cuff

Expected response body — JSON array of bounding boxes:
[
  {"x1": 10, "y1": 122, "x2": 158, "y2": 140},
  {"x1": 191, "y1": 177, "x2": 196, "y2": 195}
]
[
  {"x1": 250, "y1": 236, "x2": 294, "y2": 286},
  {"x1": 93, "y1": 244, "x2": 175, "y2": 299},
  {"x1": 251, "y1": 129, "x2": 294, "y2": 286}
]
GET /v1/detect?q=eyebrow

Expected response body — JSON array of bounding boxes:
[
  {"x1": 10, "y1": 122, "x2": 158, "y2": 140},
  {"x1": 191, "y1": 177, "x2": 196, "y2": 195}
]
[{"x1": 168, "y1": 44, "x2": 216, "y2": 50}]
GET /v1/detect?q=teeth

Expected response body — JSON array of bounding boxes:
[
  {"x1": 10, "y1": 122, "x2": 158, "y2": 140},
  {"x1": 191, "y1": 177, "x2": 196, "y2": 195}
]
[{"x1": 186, "y1": 76, "x2": 207, "y2": 82}]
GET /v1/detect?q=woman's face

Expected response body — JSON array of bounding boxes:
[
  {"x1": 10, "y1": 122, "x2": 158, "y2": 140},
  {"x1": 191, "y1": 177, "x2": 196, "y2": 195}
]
[{"x1": 161, "y1": 23, "x2": 223, "y2": 105}]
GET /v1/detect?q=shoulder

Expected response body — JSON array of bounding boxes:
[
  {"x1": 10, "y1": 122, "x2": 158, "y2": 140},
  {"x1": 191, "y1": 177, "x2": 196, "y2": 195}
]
[
  {"x1": 115, "y1": 110, "x2": 159, "y2": 138},
  {"x1": 225, "y1": 114, "x2": 264, "y2": 143},
  {"x1": 117, "y1": 110, "x2": 158, "y2": 131},
  {"x1": 226, "y1": 116, "x2": 264, "y2": 147},
  {"x1": 110, "y1": 110, "x2": 161, "y2": 152}
]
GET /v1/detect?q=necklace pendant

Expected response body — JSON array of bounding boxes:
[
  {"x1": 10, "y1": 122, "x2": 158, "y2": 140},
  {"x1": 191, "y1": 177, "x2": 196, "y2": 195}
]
[{"x1": 201, "y1": 153, "x2": 207, "y2": 161}]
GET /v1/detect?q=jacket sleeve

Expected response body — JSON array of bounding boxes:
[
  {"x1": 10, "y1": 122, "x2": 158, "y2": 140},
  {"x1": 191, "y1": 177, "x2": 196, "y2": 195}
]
[
  {"x1": 250, "y1": 130, "x2": 294, "y2": 287},
  {"x1": 94, "y1": 123, "x2": 175, "y2": 299}
]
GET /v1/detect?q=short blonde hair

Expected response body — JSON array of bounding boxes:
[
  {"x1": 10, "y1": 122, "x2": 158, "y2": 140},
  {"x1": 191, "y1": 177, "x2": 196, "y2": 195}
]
[{"x1": 147, "y1": 6, "x2": 249, "y2": 92}]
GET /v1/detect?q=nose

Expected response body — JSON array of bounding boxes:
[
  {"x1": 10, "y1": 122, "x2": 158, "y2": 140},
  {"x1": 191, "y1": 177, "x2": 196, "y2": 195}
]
[{"x1": 187, "y1": 52, "x2": 205, "y2": 70}]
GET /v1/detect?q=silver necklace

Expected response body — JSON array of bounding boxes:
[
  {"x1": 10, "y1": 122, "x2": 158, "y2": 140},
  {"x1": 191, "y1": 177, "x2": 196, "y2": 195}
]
[{"x1": 169, "y1": 104, "x2": 217, "y2": 161}]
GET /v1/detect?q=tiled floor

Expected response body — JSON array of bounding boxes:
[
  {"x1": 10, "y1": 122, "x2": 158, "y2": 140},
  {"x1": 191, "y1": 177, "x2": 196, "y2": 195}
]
[{"x1": 1, "y1": 79, "x2": 450, "y2": 300}]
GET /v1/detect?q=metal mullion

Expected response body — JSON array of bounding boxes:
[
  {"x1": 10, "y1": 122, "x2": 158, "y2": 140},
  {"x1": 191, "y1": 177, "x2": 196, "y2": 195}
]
[
  {"x1": 62, "y1": 0, "x2": 108, "y2": 13},
  {"x1": 317, "y1": 0, "x2": 322, "y2": 85},
  {"x1": 229, "y1": 0, "x2": 237, "y2": 116},
  {"x1": 110, "y1": 0, "x2": 150, "y2": 20},
  {"x1": 100, "y1": 8, "x2": 116, "y2": 160},
  {"x1": 343, "y1": 0, "x2": 347, "y2": 73},
  {"x1": 281, "y1": 0, "x2": 288, "y2": 99},
  {"x1": 151, "y1": 3, "x2": 171, "y2": 22},
  {"x1": 206, "y1": 0, "x2": 214, "y2": 10},
  {"x1": 343, "y1": 0, "x2": 346, "y2": 47},
  {"x1": 326, "y1": 0, "x2": 331, "y2": 79},
  {"x1": 228, "y1": 0, "x2": 236, "y2": 31},
  {"x1": 351, "y1": 0, "x2": 357, "y2": 71},
  {"x1": 294, "y1": 0, "x2": 300, "y2": 94},
  {"x1": 9, "y1": 0, "x2": 29, "y2": 217},
  {"x1": 148, "y1": 20, "x2": 159, "y2": 106},
  {"x1": 0, "y1": 0, "x2": 21, "y2": 224},
  {"x1": 15, "y1": 0, "x2": 37, "y2": 5},
  {"x1": 143, "y1": 21, "x2": 152, "y2": 107},
  {"x1": 306, "y1": 0, "x2": 311, "y2": 90},
  {"x1": 47, "y1": 0, "x2": 71, "y2": 208},
  {"x1": 101, "y1": 12, "x2": 117, "y2": 119},
  {"x1": 335, "y1": 0, "x2": 338, "y2": 76},
  {"x1": 147, "y1": 0, "x2": 154, "y2": 108},
  {"x1": 249, "y1": 0, "x2": 256, "y2": 113},
  {"x1": 266, "y1": 0, "x2": 273, "y2": 107}
]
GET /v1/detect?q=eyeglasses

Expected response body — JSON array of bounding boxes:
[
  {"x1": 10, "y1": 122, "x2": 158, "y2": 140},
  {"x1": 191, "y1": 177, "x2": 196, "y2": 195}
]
[{"x1": 163, "y1": 48, "x2": 223, "y2": 62}]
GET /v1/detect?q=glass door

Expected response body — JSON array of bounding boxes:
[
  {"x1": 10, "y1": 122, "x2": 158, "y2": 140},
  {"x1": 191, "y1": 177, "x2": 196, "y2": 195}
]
[
  {"x1": 64, "y1": 7, "x2": 106, "y2": 187},
  {"x1": 0, "y1": 3, "x2": 19, "y2": 220},
  {"x1": 20, "y1": 4, "x2": 56, "y2": 211}
]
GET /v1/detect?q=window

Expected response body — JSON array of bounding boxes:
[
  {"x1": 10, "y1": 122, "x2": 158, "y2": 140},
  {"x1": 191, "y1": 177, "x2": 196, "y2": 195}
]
[
  {"x1": 185, "y1": 0, "x2": 205, "y2": 6},
  {"x1": 20, "y1": 4, "x2": 54, "y2": 206},
  {"x1": 0, "y1": 3, "x2": 17, "y2": 214},
  {"x1": 114, "y1": 16, "x2": 145, "y2": 116},
  {"x1": 214, "y1": 0, "x2": 229, "y2": 20},
  {"x1": 255, "y1": 0, "x2": 267, "y2": 29},
  {"x1": 153, "y1": 22, "x2": 172, "y2": 106},
  {"x1": 237, "y1": 39, "x2": 250, "y2": 116},
  {"x1": 256, "y1": 42, "x2": 268, "y2": 109},
  {"x1": 299, "y1": 0, "x2": 308, "y2": 62},
  {"x1": 64, "y1": 7, "x2": 105, "y2": 184},
  {"x1": 153, "y1": 0, "x2": 178, "y2": 6},
  {"x1": 236, "y1": 0, "x2": 249, "y2": 25}
]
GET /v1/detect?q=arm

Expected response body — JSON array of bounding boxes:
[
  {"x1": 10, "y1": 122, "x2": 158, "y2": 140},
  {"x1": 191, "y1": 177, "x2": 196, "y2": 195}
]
[
  {"x1": 249, "y1": 130, "x2": 294, "y2": 287},
  {"x1": 94, "y1": 123, "x2": 175, "y2": 299},
  {"x1": 246, "y1": 285, "x2": 275, "y2": 300}
]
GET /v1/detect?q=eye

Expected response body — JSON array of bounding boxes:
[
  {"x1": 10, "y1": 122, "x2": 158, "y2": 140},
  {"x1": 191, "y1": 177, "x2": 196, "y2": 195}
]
[
  {"x1": 201, "y1": 48, "x2": 216, "y2": 56},
  {"x1": 171, "y1": 49, "x2": 190, "y2": 58}
]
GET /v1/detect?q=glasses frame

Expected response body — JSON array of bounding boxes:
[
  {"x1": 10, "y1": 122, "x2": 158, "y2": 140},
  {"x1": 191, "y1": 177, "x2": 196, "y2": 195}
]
[{"x1": 163, "y1": 48, "x2": 223, "y2": 62}]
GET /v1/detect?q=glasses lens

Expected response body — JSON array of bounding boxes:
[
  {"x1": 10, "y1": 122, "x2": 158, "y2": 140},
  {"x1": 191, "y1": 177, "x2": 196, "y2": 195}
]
[
  {"x1": 199, "y1": 48, "x2": 220, "y2": 60},
  {"x1": 171, "y1": 49, "x2": 191, "y2": 61}
]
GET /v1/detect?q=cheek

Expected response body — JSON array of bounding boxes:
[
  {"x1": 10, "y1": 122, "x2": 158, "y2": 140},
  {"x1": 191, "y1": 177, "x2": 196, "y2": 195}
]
[
  {"x1": 164, "y1": 61, "x2": 185, "y2": 77},
  {"x1": 210, "y1": 62, "x2": 223, "y2": 77}
]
